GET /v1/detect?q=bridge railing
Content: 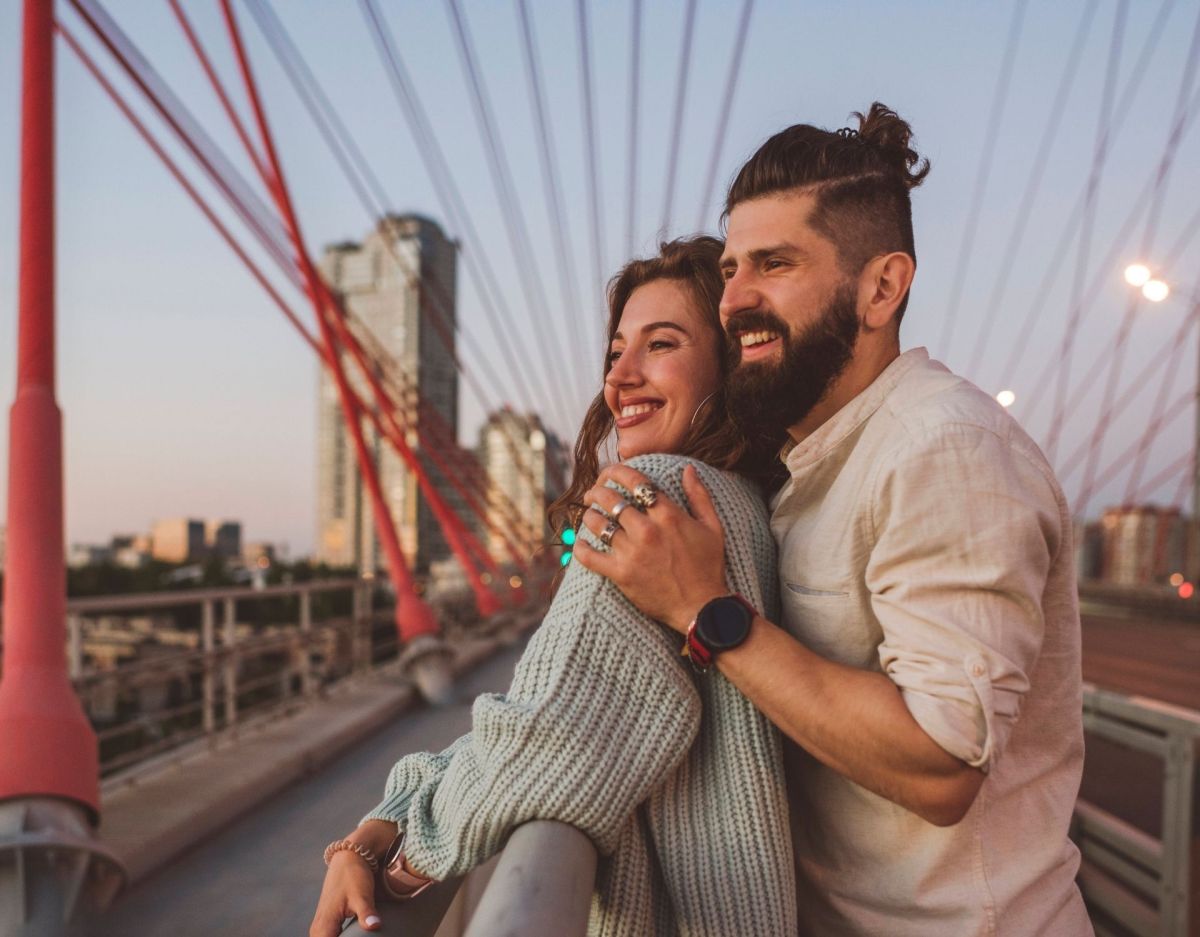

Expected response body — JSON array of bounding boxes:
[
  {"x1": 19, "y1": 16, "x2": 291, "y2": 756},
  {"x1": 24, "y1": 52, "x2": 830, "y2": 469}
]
[
  {"x1": 60, "y1": 578, "x2": 396, "y2": 777},
  {"x1": 339, "y1": 820, "x2": 597, "y2": 937},
  {"x1": 1075, "y1": 683, "x2": 1200, "y2": 937},
  {"x1": 0, "y1": 577, "x2": 497, "y2": 780}
]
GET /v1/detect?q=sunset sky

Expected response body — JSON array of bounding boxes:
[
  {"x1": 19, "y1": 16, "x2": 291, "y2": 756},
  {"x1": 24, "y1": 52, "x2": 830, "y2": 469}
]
[{"x1": 1, "y1": 0, "x2": 1197, "y2": 555}]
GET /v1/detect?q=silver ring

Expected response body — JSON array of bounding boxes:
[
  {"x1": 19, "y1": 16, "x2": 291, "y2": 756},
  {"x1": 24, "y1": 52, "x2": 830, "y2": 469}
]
[
  {"x1": 599, "y1": 520, "x2": 621, "y2": 547},
  {"x1": 632, "y1": 483, "x2": 659, "y2": 510},
  {"x1": 610, "y1": 498, "x2": 632, "y2": 520}
]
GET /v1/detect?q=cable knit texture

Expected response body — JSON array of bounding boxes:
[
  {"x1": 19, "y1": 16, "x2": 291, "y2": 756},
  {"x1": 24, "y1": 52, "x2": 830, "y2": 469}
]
[{"x1": 364, "y1": 454, "x2": 796, "y2": 936}]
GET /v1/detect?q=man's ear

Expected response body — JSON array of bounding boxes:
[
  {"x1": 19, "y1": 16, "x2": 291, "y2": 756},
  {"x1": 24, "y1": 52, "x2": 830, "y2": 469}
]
[{"x1": 858, "y1": 252, "x2": 914, "y2": 331}]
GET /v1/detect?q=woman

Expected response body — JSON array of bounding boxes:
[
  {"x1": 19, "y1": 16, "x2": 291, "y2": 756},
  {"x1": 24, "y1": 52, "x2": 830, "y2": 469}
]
[{"x1": 310, "y1": 237, "x2": 796, "y2": 937}]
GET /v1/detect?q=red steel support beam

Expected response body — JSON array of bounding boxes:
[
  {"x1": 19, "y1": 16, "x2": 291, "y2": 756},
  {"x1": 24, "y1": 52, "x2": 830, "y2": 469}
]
[
  {"x1": 0, "y1": 0, "x2": 100, "y2": 816},
  {"x1": 218, "y1": 0, "x2": 439, "y2": 641},
  {"x1": 215, "y1": 2, "x2": 502, "y2": 617}
]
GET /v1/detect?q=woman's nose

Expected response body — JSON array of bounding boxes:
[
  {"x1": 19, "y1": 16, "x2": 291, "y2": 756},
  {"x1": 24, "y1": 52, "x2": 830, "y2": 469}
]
[{"x1": 605, "y1": 350, "x2": 641, "y2": 388}]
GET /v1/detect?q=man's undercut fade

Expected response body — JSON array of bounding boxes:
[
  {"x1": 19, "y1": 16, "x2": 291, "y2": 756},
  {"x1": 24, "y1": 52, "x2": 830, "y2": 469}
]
[{"x1": 724, "y1": 102, "x2": 930, "y2": 320}]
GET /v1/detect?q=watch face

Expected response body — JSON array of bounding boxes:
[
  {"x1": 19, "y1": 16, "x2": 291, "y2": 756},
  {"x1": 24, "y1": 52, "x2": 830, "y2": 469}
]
[{"x1": 697, "y1": 597, "x2": 753, "y2": 650}]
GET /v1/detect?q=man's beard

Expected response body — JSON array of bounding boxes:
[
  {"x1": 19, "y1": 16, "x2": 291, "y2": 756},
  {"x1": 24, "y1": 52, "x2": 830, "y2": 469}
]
[{"x1": 725, "y1": 284, "x2": 860, "y2": 451}]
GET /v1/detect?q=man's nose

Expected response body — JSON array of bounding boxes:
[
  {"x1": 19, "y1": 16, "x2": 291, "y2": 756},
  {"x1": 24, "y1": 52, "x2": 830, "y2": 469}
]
[{"x1": 720, "y1": 268, "x2": 759, "y2": 322}]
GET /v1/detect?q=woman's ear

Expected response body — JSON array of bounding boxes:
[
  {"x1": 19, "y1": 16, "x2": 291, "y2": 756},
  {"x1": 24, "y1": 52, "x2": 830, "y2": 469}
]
[{"x1": 859, "y1": 252, "x2": 914, "y2": 331}]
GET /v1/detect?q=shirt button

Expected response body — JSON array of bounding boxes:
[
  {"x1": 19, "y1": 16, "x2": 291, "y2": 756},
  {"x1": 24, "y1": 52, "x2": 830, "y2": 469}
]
[{"x1": 971, "y1": 662, "x2": 986, "y2": 678}]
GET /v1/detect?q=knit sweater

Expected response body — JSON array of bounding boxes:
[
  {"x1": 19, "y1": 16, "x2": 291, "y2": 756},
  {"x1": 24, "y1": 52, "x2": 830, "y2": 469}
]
[{"x1": 364, "y1": 454, "x2": 797, "y2": 936}]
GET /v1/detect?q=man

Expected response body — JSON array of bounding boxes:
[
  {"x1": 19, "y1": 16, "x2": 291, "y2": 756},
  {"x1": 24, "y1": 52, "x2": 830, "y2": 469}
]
[{"x1": 574, "y1": 103, "x2": 1092, "y2": 936}]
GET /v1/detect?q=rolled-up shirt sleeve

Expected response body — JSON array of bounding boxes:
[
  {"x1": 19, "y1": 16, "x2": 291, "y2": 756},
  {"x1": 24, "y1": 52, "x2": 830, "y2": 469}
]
[{"x1": 864, "y1": 423, "x2": 1063, "y2": 772}]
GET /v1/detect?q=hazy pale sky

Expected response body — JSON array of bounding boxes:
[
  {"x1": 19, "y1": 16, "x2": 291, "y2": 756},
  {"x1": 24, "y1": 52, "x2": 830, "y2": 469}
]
[{"x1": 1, "y1": 0, "x2": 1198, "y2": 556}]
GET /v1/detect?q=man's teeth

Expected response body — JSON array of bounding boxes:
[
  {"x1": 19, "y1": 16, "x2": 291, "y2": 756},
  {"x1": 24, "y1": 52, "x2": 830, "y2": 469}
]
[
  {"x1": 740, "y1": 330, "x2": 780, "y2": 348},
  {"x1": 621, "y1": 403, "x2": 660, "y2": 418}
]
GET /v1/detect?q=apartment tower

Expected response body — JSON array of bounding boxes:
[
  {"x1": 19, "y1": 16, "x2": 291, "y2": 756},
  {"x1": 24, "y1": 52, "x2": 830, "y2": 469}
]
[{"x1": 316, "y1": 215, "x2": 458, "y2": 575}]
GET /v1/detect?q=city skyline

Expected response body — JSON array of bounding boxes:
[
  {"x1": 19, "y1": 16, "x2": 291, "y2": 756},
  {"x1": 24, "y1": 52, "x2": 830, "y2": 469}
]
[{"x1": 1, "y1": 1, "x2": 1198, "y2": 555}]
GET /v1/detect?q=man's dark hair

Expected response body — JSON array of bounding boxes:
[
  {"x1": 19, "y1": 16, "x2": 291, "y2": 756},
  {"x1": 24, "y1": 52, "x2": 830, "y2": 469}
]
[{"x1": 724, "y1": 103, "x2": 930, "y2": 320}]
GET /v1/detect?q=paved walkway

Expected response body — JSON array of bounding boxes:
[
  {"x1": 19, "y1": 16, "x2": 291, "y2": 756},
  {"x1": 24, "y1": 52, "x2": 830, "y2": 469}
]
[{"x1": 99, "y1": 638, "x2": 527, "y2": 937}]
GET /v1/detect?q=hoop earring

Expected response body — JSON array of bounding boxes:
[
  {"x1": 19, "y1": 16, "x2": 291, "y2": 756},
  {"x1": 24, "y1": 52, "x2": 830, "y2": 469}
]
[{"x1": 689, "y1": 392, "x2": 718, "y2": 427}]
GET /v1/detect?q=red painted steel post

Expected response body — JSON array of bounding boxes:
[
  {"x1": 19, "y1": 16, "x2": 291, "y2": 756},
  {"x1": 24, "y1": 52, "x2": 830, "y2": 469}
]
[
  {"x1": 0, "y1": 0, "x2": 99, "y2": 815},
  {"x1": 216, "y1": 0, "x2": 440, "y2": 644}
]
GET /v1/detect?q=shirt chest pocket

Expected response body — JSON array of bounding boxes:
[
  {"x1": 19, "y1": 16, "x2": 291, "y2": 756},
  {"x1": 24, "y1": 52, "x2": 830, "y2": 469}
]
[{"x1": 781, "y1": 582, "x2": 879, "y2": 670}]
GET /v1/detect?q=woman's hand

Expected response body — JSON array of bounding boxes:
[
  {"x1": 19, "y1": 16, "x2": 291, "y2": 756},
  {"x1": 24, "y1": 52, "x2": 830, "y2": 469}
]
[{"x1": 309, "y1": 820, "x2": 398, "y2": 936}]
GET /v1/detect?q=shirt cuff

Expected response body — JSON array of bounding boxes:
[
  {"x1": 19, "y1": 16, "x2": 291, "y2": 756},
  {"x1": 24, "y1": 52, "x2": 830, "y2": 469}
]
[{"x1": 897, "y1": 652, "x2": 1013, "y2": 772}]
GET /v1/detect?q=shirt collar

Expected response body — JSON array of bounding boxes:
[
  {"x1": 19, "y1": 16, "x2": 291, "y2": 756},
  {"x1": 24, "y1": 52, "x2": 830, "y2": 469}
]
[{"x1": 781, "y1": 347, "x2": 929, "y2": 473}]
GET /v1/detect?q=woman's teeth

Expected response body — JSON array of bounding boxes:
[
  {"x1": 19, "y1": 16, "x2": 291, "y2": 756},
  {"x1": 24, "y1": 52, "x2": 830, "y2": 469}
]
[
  {"x1": 740, "y1": 330, "x2": 780, "y2": 348},
  {"x1": 620, "y1": 402, "x2": 661, "y2": 418}
]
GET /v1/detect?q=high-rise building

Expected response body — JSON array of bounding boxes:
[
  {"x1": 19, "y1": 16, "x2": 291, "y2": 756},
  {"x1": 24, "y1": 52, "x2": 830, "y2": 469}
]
[
  {"x1": 477, "y1": 408, "x2": 569, "y2": 564},
  {"x1": 316, "y1": 214, "x2": 459, "y2": 574}
]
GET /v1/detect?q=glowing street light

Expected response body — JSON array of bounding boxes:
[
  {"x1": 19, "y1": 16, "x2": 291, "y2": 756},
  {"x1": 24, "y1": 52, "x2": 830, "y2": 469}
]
[
  {"x1": 996, "y1": 389, "x2": 1016, "y2": 408},
  {"x1": 1142, "y1": 279, "x2": 1170, "y2": 303},
  {"x1": 1124, "y1": 263, "x2": 1151, "y2": 287}
]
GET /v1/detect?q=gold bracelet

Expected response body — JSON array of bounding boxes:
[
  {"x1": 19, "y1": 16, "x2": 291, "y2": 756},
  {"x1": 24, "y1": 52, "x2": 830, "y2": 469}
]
[{"x1": 323, "y1": 839, "x2": 379, "y2": 872}]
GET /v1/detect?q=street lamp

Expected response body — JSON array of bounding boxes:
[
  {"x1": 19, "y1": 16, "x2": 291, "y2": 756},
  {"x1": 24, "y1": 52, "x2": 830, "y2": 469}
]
[
  {"x1": 1124, "y1": 263, "x2": 1151, "y2": 287},
  {"x1": 1142, "y1": 279, "x2": 1170, "y2": 303}
]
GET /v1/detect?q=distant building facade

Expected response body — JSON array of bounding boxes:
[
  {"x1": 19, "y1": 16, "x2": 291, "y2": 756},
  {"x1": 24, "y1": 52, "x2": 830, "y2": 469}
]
[
  {"x1": 110, "y1": 533, "x2": 152, "y2": 569},
  {"x1": 205, "y1": 521, "x2": 242, "y2": 561},
  {"x1": 1097, "y1": 505, "x2": 1189, "y2": 586},
  {"x1": 316, "y1": 214, "x2": 459, "y2": 575},
  {"x1": 477, "y1": 408, "x2": 569, "y2": 564},
  {"x1": 151, "y1": 518, "x2": 206, "y2": 563},
  {"x1": 243, "y1": 541, "x2": 277, "y2": 568}
]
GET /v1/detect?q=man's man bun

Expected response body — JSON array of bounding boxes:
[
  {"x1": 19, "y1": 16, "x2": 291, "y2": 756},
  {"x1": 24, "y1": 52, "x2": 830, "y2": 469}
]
[{"x1": 852, "y1": 102, "x2": 930, "y2": 191}]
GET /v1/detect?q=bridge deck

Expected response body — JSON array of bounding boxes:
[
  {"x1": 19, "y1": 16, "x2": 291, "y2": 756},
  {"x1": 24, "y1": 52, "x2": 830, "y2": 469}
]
[{"x1": 99, "y1": 639, "x2": 527, "y2": 936}]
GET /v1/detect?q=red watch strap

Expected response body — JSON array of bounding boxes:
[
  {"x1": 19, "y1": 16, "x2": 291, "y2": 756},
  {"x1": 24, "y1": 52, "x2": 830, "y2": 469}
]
[{"x1": 684, "y1": 619, "x2": 714, "y2": 670}]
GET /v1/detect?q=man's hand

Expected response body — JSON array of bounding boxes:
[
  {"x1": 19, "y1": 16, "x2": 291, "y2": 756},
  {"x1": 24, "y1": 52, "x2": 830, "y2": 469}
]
[{"x1": 573, "y1": 464, "x2": 728, "y2": 633}]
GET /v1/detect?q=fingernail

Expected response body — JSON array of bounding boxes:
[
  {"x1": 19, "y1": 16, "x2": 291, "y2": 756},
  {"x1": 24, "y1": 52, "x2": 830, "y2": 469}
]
[{"x1": 365, "y1": 915, "x2": 381, "y2": 928}]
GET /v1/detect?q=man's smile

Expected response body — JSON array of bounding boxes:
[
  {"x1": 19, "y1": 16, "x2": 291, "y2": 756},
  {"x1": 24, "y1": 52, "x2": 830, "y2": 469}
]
[{"x1": 738, "y1": 330, "x2": 782, "y2": 362}]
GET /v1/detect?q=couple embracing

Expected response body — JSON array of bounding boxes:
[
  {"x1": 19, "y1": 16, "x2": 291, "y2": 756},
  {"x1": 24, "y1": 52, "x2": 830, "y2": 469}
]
[{"x1": 312, "y1": 104, "x2": 1093, "y2": 937}]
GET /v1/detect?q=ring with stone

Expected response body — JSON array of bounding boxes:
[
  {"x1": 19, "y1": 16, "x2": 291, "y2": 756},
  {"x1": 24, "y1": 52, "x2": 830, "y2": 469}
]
[
  {"x1": 632, "y1": 482, "x2": 659, "y2": 510},
  {"x1": 610, "y1": 498, "x2": 632, "y2": 520},
  {"x1": 599, "y1": 519, "x2": 621, "y2": 547}
]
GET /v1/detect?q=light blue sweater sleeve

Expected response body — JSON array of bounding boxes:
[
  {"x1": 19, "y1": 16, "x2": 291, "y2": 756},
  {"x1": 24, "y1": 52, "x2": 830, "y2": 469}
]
[{"x1": 362, "y1": 454, "x2": 772, "y2": 882}]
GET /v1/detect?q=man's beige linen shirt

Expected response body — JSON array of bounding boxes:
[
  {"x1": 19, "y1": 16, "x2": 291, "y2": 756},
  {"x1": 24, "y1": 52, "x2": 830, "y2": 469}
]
[{"x1": 772, "y1": 348, "x2": 1091, "y2": 936}]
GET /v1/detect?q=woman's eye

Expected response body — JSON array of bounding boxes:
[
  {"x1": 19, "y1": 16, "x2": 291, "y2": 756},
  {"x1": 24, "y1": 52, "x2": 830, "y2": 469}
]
[
  {"x1": 649, "y1": 340, "x2": 676, "y2": 351},
  {"x1": 607, "y1": 349, "x2": 622, "y2": 364}
]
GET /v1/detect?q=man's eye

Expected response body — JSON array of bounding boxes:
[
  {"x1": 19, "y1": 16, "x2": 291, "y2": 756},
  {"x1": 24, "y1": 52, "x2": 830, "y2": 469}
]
[{"x1": 764, "y1": 259, "x2": 785, "y2": 271}]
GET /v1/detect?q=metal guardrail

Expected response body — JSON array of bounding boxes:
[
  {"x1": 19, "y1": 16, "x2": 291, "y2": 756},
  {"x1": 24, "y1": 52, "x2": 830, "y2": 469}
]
[
  {"x1": 339, "y1": 821, "x2": 597, "y2": 937},
  {"x1": 0, "y1": 578, "x2": 478, "y2": 780},
  {"x1": 1075, "y1": 683, "x2": 1200, "y2": 937},
  {"x1": 62, "y1": 579, "x2": 388, "y2": 777}
]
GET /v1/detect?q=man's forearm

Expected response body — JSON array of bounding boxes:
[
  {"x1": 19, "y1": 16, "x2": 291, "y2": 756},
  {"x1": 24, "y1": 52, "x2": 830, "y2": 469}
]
[{"x1": 716, "y1": 615, "x2": 983, "y2": 826}]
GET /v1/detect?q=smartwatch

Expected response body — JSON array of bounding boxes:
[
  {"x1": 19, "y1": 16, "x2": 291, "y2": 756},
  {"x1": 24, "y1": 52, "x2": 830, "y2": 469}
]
[{"x1": 684, "y1": 594, "x2": 757, "y2": 672}]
